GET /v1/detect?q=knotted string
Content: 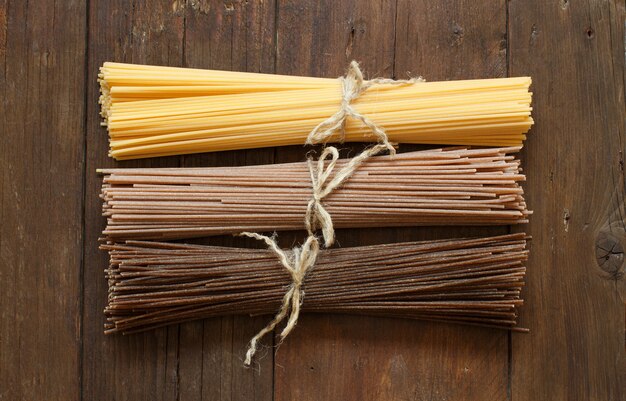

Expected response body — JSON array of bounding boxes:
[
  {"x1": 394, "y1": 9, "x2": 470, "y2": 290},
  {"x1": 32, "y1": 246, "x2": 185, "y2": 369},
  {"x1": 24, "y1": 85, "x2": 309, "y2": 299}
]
[
  {"x1": 238, "y1": 232, "x2": 319, "y2": 366},
  {"x1": 241, "y1": 61, "x2": 421, "y2": 366},
  {"x1": 307, "y1": 60, "x2": 421, "y2": 147}
]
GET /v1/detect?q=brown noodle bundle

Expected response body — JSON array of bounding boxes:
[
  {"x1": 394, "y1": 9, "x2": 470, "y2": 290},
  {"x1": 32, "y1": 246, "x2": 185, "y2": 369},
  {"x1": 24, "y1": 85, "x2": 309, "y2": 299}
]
[
  {"x1": 99, "y1": 147, "x2": 530, "y2": 242},
  {"x1": 102, "y1": 233, "x2": 528, "y2": 335}
]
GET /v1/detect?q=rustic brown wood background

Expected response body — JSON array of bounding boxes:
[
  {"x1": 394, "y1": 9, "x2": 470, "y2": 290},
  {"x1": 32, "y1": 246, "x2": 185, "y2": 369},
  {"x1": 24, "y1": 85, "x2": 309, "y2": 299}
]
[{"x1": 1, "y1": 0, "x2": 625, "y2": 399}]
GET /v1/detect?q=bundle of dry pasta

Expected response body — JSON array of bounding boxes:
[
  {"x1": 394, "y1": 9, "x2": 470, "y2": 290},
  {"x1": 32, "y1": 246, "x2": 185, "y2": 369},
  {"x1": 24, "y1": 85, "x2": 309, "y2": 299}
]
[
  {"x1": 102, "y1": 233, "x2": 528, "y2": 334},
  {"x1": 99, "y1": 147, "x2": 530, "y2": 241},
  {"x1": 99, "y1": 62, "x2": 533, "y2": 159}
]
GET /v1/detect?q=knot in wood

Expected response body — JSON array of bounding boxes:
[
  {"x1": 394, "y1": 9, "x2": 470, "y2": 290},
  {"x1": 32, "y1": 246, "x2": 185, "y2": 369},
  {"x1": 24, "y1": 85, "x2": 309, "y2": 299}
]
[{"x1": 595, "y1": 231, "x2": 624, "y2": 279}]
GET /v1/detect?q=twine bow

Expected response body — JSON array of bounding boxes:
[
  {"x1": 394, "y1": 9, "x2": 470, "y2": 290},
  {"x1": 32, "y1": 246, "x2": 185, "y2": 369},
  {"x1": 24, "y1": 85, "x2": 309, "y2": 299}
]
[{"x1": 241, "y1": 61, "x2": 421, "y2": 366}]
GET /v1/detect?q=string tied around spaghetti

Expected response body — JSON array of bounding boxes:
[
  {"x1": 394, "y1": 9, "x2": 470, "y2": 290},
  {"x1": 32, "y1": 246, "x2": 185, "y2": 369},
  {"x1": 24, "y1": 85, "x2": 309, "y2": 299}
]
[
  {"x1": 304, "y1": 146, "x2": 339, "y2": 247},
  {"x1": 238, "y1": 232, "x2": 319, "y2": 366},
  {"x1": 304, "y1": 61, "x2": 422, "y2": 247},
  {"x1": 240, "y1": 60, "x2": 421, "y2": 366},
  {"x1": 307, "y1": 60, "x2": 422, "y2": 148}
]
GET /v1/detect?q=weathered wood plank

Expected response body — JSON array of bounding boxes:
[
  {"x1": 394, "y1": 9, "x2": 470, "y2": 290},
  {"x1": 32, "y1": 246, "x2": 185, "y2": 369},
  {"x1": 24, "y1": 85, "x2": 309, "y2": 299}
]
[
  {"x1": 82, "y1": 1, "x2": 184, "y2": 400},
  {"x1": 509, "y1": 1, "x2": 626, "y2": 399},
  {"x1": 394, "y1": 0, "x2": 507, "y2": 81},
  {"x1": 274, "y1": 0, "x2": 396, "y2": 78},
  {"x1": 0, "y1": 0, "x2": 86, "y2": 399},
  {"x1": 179, "y1": 1, "x2": 277, "y2": 400},
  {"x1": 1, "y1": 0, "x2": 621, "y2": 399},
  {"x1": 274, "y1": 1, "x2": 509, "y2": 400},
  {"x1": 392, "y1": 3, "x2": 511, "y2": 399},
  {"x1": 276, "y1": 316, "x2": 508, "y2": 400},
  {"x1": 271, "y1": 1, "x2": 399, "y2": 398}
]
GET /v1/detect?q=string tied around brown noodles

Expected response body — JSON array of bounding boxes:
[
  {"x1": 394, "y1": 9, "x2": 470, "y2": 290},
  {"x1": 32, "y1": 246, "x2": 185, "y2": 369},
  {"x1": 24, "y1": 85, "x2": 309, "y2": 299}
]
[{"x1": 239, "y1": 61, "x2": 422, "y2": 366}]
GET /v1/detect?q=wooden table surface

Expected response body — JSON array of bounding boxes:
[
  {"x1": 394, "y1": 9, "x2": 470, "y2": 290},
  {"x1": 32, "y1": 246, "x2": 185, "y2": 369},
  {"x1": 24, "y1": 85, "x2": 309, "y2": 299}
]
[{"x1": 1, "y1": 1, "x2": 625, "y2": 400}]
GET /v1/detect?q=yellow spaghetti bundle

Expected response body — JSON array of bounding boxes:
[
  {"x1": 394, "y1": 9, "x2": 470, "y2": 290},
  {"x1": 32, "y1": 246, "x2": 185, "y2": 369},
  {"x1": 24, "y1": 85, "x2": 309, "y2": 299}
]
[{"x1": 99, "y1": 62, "x2": 533, "y2": 160}]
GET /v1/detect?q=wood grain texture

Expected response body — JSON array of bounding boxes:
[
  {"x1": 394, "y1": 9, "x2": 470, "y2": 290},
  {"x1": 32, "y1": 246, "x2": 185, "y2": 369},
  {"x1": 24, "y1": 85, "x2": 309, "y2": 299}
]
[
  {"x1": 275, "y1": 0, "x2": 396, "y2": 77},
  {"x1": 509, "y1": 1, "x2": 626, "y2": 400},
  {"x1": 0, "y1": 0, "x2": 86, "y2": 400},
  {"x1": 178, "y1": 1, "x2": 277, "y2": 399},
  {"x1": 2, "y1": 0, "x2": 625, "y2": 399},
  {"x1": 82, "y1": 1, "x2": 184, "y2": 400},
  {"x1": 275, "y1": 316, "x2": 507, "y2": 401},
  {"x1": 273, "y1": 2, "x2": 511, "y2": 400},
  {"x1": 394, "y1": 0, "x2": 507, "y2": 81}
]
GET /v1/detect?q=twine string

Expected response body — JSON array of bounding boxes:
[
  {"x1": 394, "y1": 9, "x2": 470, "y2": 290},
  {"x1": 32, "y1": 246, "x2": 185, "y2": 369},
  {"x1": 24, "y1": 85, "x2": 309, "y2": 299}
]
[
  {"x1": 238, "y1": 232, "x2": 319, "y2": 366},
  {"x1": 307, "y1": 60, "x2": 421, "y2": 147},
  {"x1": 241, "y1": 61, "x2": 420, "y2": 366}
]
